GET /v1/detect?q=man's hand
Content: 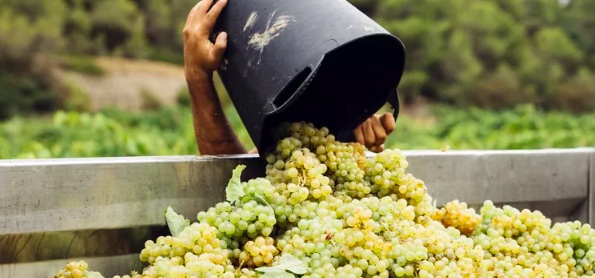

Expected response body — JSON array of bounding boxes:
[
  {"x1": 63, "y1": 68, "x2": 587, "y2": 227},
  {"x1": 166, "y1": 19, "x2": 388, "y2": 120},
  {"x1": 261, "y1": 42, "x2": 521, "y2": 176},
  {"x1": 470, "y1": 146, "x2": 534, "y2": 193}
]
[
  {"x1": 353, "y1": 113, "x2": 395, "y2": 153},
  {"x1": 183, "y1": 0, "x2": 228, "y2": 82}
]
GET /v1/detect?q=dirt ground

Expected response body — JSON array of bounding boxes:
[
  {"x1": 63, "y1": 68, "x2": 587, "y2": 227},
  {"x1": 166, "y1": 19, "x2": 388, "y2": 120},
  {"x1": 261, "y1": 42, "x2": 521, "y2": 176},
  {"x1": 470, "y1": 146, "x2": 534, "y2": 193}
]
[{"x1": 60, "y1": 57, "x2": 187, "y2": 111}]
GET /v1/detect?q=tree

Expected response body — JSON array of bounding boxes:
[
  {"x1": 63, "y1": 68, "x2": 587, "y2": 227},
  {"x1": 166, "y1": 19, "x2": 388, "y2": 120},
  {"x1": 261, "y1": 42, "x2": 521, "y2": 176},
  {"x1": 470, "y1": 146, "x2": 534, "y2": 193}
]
[
  {"x1": 563, "y1": 0, "x2": 595, "y2": 69},
  {"x1": 0, "y1": 0, "x2": 68, "y2": 119},
  {"x1": 89, "y1": 0, "x2": 147, "y2": 57}
]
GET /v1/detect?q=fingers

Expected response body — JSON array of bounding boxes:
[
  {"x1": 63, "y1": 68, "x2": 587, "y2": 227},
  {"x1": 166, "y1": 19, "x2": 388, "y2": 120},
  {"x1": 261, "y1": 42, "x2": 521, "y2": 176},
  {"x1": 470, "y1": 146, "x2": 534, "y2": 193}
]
[
  {"x1": 182, "y1": 0, "x2": 228, "y2": 73},
  {"x1": 369, "y1": 145, "x2": 384, "y2": 153},
  {"x1": 197, "y1": 0, "x2": 214, "y2": 18},
  {"x1": 184, "y1": 0, "x2": 226, "y2": 37},
  {"x1": 370, "y1": 115, "x2": 386, "y2": 146},
  {"x1": 202, "y1": 0, "x2": 227, "y2": 36},
  {"x1": 353, "y1": 119, "x2": 377, "y2": 148},
  {"x1": 210, "y1": 31, "x2": 228, "y2": 63},
  {"x1": 363, "y1": 119, "x2": 375, "y2": 147},
  {"x1": 185, "y1": 1, "x2": 203, "y2": 30},
  {"x1": 353, "y1": 124, "x2": 365, "y2": 146},
  {"x1": 380, "y1": 113, "x2": 395, "y2": 135},
  {"x1": 353, "y1": 113, "x2": 396, "y2": 151}
]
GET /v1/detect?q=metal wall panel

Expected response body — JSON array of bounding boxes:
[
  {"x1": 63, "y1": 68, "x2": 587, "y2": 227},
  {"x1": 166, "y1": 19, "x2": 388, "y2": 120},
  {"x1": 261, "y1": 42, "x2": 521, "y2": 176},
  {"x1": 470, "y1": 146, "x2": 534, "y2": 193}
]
[
  {"x1": 404, "y1": 149, "x2": 592, "y2": 219},
  {"x1": 0, "y1": 155, "x2": 265, "y2": 236}
]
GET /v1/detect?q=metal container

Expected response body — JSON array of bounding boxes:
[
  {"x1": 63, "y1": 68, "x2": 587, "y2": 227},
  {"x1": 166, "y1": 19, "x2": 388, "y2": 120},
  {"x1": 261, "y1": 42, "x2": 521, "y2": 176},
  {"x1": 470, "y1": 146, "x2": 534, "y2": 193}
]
[{"x1": 1, "y1": 149, "x2": 594, "y2": 277}]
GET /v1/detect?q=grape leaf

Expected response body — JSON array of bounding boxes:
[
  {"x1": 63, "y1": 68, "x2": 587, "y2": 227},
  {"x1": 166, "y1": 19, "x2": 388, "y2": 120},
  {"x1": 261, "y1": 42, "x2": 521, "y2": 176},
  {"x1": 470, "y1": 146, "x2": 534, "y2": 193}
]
[
  {"x1": 255, "y1": 254, "x2": 307, "y2": 276},
  {"x1": 165, "y1": 206, "x2": 189, "y2": 237},
  {"x1": 279, "y1": 254, "x2": 308, "y2": 274},
  {"x1": 248, "y1": 191, "x2": 271, "y2": 207},
  {"x1": 259, "y1": 270, "x2": 295, "y2": 278},
  {"x1": 226, "y1": 164, "x2": 247, "y2": 204}
]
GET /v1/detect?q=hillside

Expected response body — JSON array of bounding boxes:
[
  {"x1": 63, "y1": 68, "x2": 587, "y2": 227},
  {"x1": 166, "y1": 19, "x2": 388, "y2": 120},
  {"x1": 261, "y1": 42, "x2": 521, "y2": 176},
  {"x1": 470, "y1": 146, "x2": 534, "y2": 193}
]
[{"x1": 58, "y1": 57, "x2": 187, "y2": 112}]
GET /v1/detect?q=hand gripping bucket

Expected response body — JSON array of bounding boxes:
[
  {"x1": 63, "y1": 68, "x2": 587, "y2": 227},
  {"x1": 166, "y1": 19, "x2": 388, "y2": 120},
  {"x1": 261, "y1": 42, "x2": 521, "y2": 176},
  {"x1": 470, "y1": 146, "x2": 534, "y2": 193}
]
[{"x1": 212, "y1": 0, "x2": 406, "y2": 155}]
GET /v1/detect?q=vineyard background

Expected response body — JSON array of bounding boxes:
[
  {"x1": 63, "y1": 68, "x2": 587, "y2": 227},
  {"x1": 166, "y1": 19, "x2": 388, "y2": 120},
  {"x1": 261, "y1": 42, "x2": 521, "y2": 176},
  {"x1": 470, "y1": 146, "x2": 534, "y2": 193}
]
[{"x1": 1, "y1": 0, "x2": 594, "y2": 158}]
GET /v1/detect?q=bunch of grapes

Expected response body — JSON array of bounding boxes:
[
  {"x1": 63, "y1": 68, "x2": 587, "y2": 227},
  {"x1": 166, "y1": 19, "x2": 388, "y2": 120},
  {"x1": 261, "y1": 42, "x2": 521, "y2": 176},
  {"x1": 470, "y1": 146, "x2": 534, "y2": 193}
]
[
  {"x1": 56, "y1": 122, "x2": 595, "y2": 278},
  {"x1": 276, "y1": 215, "x2": 344, "y2": 270},
  {"x1": 197, "y1": 177, "x2": 281, "y2": 240},
  {"x1": 432, "y1": 199, "x2": 482, "y2": 235},
  {"x1": 471, "y1": 201, "x2": 595, "y2": 277},
  {"x1": 197, "y1": 200, "x2": 276, "y2": 239},
  {"x1": 137, "y1": 222, "x2": 238, "y2": 277},
  {"x1": 55, "y1": 261, "x2": 104, "y2": 278},
  {"x1": 268, "y1": 147, "x2": 332, "y2": 204},
  {"x1": 278, "y1": 122, "x2": 370, "y2": 199},
  {"x1": 234, "y1": 236, "x2": 279, "y2": 268}
]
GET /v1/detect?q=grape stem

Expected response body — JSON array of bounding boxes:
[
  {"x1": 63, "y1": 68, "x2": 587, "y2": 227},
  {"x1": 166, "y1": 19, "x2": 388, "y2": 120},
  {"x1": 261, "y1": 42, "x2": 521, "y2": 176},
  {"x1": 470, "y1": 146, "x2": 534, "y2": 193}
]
[
  {"x1": 236, "y1": 260, "x2": 245, "y2": 274},
  {"x1": 300, "y1": 169, "x2": 307, "y2": 186},
  {"x1": 381, "y1": 221, "x2": 392, "y2": 232}
]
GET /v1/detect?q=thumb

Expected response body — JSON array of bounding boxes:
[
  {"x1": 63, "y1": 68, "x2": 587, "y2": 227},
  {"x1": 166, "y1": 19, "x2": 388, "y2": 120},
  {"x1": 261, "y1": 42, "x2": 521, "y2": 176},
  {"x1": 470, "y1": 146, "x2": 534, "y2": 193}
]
[
  {"x1": 210, "y1": 32, "x2": 228, "y2": 65},
  {"x1": 380, "y1": 113, "x2": 395, "y2": 134}
]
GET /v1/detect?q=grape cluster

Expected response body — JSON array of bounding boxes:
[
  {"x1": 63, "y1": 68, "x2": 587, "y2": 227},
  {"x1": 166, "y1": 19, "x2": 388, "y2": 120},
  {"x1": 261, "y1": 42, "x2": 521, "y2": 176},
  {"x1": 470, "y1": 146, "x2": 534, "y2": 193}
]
[
  {"x1": 54, "y1": 261, "x2": 104, "y2": 278},
  {"x1": 432, "y1": 199, "x2": 482, "y2": 235},
  {"x1": 136, "y1": 222, "x2": 241, "y2": 277},
  {"x1": 234, "y1": 236, "x2": 279, "y2": 268},
  {"x1": 266, "y1": 140, "x2": 333, "y2": 204},
  {"x1": 196, "y1": 177, "x2": 282, "y2": 241},
  {"x1": 276, "y1": 215, "x2": 344, "y2": 269},
  {"x1": 197, "y1": 199, "x2": 276, "y2": 240},
  {"x1": 56, "y1": 122, "x2": 595, "y2": 278},
  {"x1": 472, "y1": 201, "x2": 595, "y2": 277}
]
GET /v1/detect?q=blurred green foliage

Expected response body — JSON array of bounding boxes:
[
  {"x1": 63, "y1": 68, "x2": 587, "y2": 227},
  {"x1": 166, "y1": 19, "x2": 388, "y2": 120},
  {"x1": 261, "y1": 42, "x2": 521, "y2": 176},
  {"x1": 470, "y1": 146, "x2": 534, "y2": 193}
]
[
  {"x1": 1, "y1": 0, "x2": 595, "y2": 137},
  {"x1": 0, "y1": 0, "x2": 68, "y2": 120},
  {"x1": 1, "y1": 104, "x2": 593, "y2": 159},
  {"x1": 387, "y1": 104, "x2": 595, "y2": 150},
  {"x1": 371, "y1": 0, "x2": 595, "y2": 112}
]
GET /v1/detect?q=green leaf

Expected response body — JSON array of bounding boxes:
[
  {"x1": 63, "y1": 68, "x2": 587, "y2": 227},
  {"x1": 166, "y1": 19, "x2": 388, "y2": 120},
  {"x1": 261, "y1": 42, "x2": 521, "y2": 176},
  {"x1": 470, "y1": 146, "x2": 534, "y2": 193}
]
[
  {"x1": 279, "y1": 254, "x2": 308, "y2": 274},
  {"x1": 259, "y1": 270, "x2": 295, "y2": 278},
  {"x1": 165, "y1": 206, "x2": 189, "y2": 237},
  {"x1": 248, "y1": 191, "x2": 271, "y2": 207},
  {"x1": 226, "y1": 164, "x2": 246, "y2": 204},
  {"x1": 256, "y1": 254, "x2": 307, "y2": 276}
]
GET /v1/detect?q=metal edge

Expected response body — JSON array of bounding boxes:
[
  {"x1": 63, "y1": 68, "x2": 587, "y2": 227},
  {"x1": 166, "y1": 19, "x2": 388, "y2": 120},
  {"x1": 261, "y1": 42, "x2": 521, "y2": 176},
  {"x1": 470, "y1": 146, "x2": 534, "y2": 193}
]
[
  {"x1": 2, "y1": 148, "x2": 594, "y2": 166},
  {"x1": 0, "y1": 154, "x2": 259, "y2": 166}
]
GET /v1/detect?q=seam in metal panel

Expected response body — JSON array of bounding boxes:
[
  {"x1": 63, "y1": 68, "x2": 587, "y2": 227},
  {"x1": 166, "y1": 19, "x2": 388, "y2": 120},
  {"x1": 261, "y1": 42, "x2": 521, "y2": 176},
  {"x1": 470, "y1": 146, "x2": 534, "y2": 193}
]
[{"x1": 589, "y1": 149, "x2": 594, "y2": 225}]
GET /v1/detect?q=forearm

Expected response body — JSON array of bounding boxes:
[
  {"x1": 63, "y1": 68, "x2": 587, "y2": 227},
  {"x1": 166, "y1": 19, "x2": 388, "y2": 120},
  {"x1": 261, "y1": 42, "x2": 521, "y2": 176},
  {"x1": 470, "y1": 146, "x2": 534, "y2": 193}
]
[{"x1": 187, "y1": 71, "x2": 246, "y2": 155}]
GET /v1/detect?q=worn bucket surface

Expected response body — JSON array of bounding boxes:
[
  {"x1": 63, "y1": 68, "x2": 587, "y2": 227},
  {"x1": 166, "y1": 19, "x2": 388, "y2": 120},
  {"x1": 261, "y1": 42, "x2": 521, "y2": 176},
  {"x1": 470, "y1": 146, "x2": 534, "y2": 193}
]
[{"x1": 212, "y1": 0, "x2": 406, "y2": 155}]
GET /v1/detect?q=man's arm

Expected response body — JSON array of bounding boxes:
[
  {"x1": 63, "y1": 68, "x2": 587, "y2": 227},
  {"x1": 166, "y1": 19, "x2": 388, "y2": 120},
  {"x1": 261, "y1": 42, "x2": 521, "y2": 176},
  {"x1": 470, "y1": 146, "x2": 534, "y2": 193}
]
[
  {"x1": 183, "y1": 0, "x2": 246, "y2": 155},
  {"x1": 187, "y1": 72, "x2": 246, "y2": 155}
]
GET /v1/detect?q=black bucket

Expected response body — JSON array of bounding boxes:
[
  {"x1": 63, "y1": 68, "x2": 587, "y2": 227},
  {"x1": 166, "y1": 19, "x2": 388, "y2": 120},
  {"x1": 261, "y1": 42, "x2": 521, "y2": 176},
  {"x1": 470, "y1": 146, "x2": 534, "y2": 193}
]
[{"x1": 212, "y1": 0, "x2": 406, "y2": 155}]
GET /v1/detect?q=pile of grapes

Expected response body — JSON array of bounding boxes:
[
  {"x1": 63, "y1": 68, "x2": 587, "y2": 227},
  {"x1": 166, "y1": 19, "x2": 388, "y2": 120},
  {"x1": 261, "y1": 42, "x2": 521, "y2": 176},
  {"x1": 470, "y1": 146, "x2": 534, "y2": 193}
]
[{"x1": 55, "y1": 122, "x2": 595, "y2": 278}]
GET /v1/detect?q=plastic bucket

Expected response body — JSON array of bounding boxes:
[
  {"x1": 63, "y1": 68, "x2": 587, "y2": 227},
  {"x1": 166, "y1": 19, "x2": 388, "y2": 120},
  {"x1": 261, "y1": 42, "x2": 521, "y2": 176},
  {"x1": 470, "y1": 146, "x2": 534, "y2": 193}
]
[{"x1": 212, "y1": 0, "x2": 406, "y2": 155}]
